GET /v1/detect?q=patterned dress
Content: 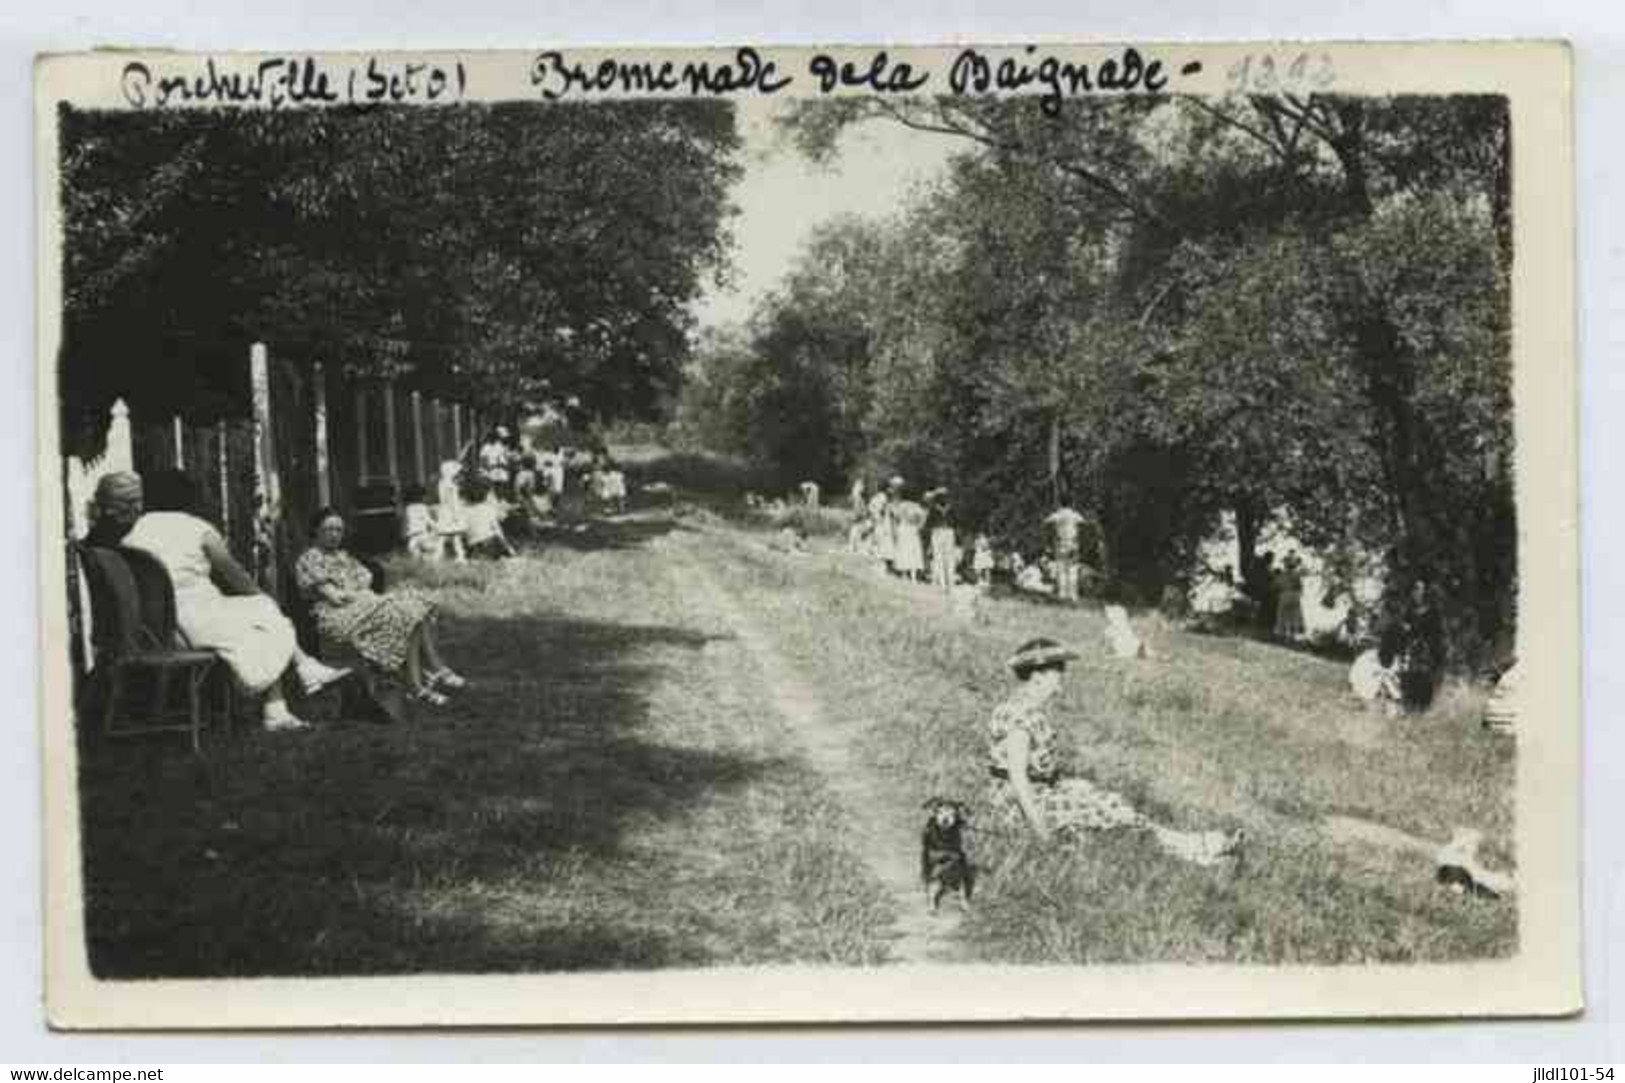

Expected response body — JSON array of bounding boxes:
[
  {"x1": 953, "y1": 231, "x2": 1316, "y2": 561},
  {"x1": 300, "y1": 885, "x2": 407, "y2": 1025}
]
[
  {"x1": 985, "y1": 693, "x2": 1237, "y2": 865},
  {"x1": 295, "y1": 547, "x2": 435, "y2": 674},
  {"x1": 986, "y1": 696, "x2": 1147, "y2": 833}
]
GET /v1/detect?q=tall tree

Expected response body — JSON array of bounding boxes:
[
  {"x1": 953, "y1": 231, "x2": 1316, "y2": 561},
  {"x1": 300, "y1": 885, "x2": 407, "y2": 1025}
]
[{"x1": 58, "y1": 101, "x2": 742, "y2": 451}]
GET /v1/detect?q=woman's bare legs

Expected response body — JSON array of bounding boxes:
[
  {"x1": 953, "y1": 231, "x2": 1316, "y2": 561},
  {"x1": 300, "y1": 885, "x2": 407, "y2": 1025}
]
[
  {"x1": 403, "y1": 625, "x2": 428, "y2": 691},
  {"x1": 420, "y1": 618, "x2": 447, "y2": 673},
  {"x1": 262, "y1": 682, "x2": 308, "y2": 730}
]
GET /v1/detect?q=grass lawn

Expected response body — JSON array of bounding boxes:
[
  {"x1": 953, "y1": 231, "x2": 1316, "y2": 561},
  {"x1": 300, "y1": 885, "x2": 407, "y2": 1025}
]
[
  {"x1": 76, "y1": 517, "x2": 892, "y2": 977},
  {"x1": 693, "y1": 525, "x2": 1516, "y2": 965},
  {"x1": 72, "y1": 450, "x2": 1516, "y2": 973}
]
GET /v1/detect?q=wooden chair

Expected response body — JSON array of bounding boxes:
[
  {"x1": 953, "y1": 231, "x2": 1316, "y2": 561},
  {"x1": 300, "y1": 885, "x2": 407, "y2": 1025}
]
[
  {"x1": 120, "y1": 546, "x2": 236, "y2": 733},
  {"x1": 74, "y1": 545, "x2": 221, "y2": 753}
]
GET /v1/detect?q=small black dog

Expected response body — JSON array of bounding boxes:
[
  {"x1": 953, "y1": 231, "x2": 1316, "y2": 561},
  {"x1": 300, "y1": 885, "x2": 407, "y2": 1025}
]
[{"x1": 921, "y1": 798, "x2": 974, "y2": 911}]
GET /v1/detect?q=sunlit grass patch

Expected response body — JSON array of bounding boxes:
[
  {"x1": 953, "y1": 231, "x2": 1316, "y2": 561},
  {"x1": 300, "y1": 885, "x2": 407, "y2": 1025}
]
[{"x1": 699, "y1": 520, "x2": 1516, "y2": 964}]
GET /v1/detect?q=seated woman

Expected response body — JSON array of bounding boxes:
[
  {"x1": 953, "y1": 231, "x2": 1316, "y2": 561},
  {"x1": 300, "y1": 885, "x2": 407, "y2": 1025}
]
[
  {"x1": 117, "y1": 470, "x2": 350, "y2": 731},
  {"x1": 85, "y1": 471, "x2": 144, "y2": 548},
  {"x1": 1349, "y1": 643, "x2": 1403, "y2": 715},
  {"x1": 986, "y1": 637, "x2": 1243, "y2": 866},
  {"x1": 295, "y1": 507, "x2": 468, "y2": 708},
  {"x1": 461, "y1": 479, "x2": 517, "y2": 559}
]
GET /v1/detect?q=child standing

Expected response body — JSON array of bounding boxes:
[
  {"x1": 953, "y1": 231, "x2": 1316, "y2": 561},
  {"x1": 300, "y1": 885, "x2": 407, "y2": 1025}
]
[
  {"x1": 972, "y1": 534, "x2": 994, "y2": 589},
  {"x1": 401, "y1": 483, "x2": 439, "y2": 560},
  {"x1": 925, "y1": 488, "x2": 956, "y2": 595},
  {"x1": 435, "y1": 460, "x2": 469, "y2": 563},
  {"x1": 464, "y1": 479, "x2": 517, "y2": 560}
]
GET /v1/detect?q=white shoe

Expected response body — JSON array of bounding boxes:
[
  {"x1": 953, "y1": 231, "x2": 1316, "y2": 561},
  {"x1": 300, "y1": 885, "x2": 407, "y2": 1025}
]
[
  {"x1": 429, "y1": 668, "x2": 468, "y2": 691},
  {"x1": 298, "y1": 661, "x2": 352, "y2": 696},
  {"x1": 264, "y1": 703, "x2": 311, "y2": 732}
]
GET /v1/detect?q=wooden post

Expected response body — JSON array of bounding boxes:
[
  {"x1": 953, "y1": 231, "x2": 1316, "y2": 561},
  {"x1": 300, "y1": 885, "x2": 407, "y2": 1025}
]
[
  {"x1": 216, "y1": 420, "x2": 230, "y2": 540},
  {"x1": 355, "y1": 386, "x2": 370, "y2": 484},
  {"x1": 313, "y1": 362, "x2": 331, "y2": 506},
  {"x1": 249, "y1": 343, "x2": 281, "y2": 594},
  {"x1": 107, "y1": 398, "x2": 133, "y2": 471},
  {"x1": 410, "y1": 390, "x2": 426, "y2": 485},
  {"x1": 426, "y1": 398, "x2": 440, "y2": 474},
  {"x1": 452, "y1": 404, "x2": 463, "y2": 456},
  {"x1": 172, "y1": 416, "x2": 185, "y2": 469},
  {"x1": 64, "y1": 398, "x2": 136, "y2": 539},
  {"x1": 383, "y1": 380, "x2": 400, "y2": 498}
]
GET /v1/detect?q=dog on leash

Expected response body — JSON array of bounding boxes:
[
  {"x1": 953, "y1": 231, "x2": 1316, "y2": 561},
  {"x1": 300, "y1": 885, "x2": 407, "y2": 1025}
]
[{"x1": 921, "y1": 798, "x2": 974, "y2": 911}]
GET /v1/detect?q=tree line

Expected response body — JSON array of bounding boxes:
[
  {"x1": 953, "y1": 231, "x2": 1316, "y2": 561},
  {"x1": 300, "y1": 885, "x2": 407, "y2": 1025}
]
[
  {"x1": 58, "y1": 100, "x2": 741, "y2": 454},
  {"x1": 673, "y1": 94, "x2": 1514, "y2": 671}
]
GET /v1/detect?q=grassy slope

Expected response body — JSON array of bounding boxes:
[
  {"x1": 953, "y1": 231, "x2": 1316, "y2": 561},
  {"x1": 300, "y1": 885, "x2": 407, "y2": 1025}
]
[
  {"x1": 697, "y1": 521, "x2": 1516, "y2": 965},
  {"x1": 76, "y1": 447, "x2": 1516, "y2": 973}
]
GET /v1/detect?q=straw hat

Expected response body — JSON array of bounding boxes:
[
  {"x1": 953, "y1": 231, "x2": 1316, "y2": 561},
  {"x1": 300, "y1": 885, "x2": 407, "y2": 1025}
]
[{"x1": 1005, "y1": 637, "x2": 1080, "y2": 676}]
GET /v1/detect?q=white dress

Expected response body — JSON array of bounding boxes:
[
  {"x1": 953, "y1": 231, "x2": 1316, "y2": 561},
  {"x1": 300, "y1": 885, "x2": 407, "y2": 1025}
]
[
  {"x1": 1349, "y1": 648, "x2": 1401, "y2": 705},
  {"x1": 123, "y1": 511, "x2": 297, "y2": 694}
]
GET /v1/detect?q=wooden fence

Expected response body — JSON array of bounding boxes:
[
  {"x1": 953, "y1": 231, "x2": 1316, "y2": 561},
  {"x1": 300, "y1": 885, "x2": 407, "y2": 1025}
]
[{"x1": 64, "y1": 342, "x2": 486, "y2": 670}]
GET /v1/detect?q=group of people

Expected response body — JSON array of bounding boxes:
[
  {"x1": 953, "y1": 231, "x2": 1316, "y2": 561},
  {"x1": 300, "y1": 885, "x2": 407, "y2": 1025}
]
[
  {"x1": 399, "y1": 415, "x2": 629, "y2": 563},
  {"x1": 847, "y1": 477, "x2": 1100, "y2": 606},
  {"x1": 86, "y1": 470, "x2": 469, "y2": 731},
  {"x1": 847, "y1": 477, "x2": 996, "y2": 594},
  {"x1": 1347, "y1": 578, "x2": 1451, "y2": 716},
  {"x1": 401, "y1": 459, "x2": 518, "y2": 563}
]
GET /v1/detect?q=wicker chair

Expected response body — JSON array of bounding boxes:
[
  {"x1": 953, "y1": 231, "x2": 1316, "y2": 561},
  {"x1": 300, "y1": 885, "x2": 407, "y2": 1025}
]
[{"x1": 74, "y1": 545, "x2": 222, "y2": 753}]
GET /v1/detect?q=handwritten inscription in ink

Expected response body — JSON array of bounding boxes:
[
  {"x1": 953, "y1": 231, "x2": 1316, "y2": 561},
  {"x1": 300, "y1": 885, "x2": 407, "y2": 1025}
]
[
  {"x1": 530, "y1": 47, "x2": 792, "y2": 100},
  {"x1": 115, "y1": 47, "x2": 1214, "y2": 112},
  {"x1": 120, "y1": 57, "x2": 468, "y2": 110},
  {"x1": 949, "y1": 46, "x2": 1181, "y2": 115},
  {"x1": 807, "y1": 51, "x2": 928, "y2": 94}
]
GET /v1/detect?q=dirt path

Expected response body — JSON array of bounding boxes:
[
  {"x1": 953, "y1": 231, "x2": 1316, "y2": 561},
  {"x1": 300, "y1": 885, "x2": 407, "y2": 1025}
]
[
  {"x1": 656, "y1": 526, "x2": 967, "y2": 964},
  {"x1": 675, "y1": 513, "x2": 1460, "y2": 882}
]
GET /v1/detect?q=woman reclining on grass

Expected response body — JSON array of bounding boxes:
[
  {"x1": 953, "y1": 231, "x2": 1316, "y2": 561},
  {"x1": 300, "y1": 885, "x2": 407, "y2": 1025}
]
[{"x1": 986, "y1": 637, "x2": 1244, "y2": 867}]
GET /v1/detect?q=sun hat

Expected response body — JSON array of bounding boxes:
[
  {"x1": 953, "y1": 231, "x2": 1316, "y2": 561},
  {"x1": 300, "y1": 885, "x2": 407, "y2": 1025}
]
[{"x1": 1005, "y1": 636, "x2": 1080, "y2": 676}]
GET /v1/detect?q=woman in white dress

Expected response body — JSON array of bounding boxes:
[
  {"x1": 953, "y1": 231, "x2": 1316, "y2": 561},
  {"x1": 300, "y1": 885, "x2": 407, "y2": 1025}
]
[
  {"x1": 117, "y1": 470, "x2": 350, "y2": 731},
  {"x1": 891, "y1": 497, "x2": 927, "y2": 582},
  {"x1": 866, "y1": 488, "x2": 893, "y2": 566}
]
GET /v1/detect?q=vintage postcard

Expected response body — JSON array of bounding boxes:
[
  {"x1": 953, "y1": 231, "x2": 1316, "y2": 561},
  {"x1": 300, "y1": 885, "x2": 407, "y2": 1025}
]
[{"x1": 35, "y1": 41, "x2": 1578, "y2": 1027}]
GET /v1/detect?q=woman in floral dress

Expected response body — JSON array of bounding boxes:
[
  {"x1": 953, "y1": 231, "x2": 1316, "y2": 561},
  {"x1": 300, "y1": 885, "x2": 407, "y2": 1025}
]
[
  {"x1": 986, "y1": 637, "x2": 1243, "y2": 866},
  {"x1": 296, "y1": 507, "x2": 468, "y2": 707}
]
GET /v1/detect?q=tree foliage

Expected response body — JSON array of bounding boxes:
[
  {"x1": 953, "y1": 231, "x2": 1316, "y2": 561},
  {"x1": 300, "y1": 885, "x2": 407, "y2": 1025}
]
[
  {"x1": 58, "y1": 101, "x2": 741, "y2": 450},
  {"x1": 687, "y1": 92, "x2": 1513, "y2": 668}
]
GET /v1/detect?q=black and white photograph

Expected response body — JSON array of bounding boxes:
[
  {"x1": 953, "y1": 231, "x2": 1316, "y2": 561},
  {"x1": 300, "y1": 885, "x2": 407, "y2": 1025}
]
[{"x1": 34, "y1": 43, "x2": 1579, "y2": 1027}]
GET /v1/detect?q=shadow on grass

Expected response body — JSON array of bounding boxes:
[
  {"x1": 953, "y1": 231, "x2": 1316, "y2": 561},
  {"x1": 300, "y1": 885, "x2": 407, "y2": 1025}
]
[
  {"x1": 75, "y1": 608, "x2": 778, "y2": 978},
  {"x1": 522, "y1": 513, "x2": 688, "y2": 554}
]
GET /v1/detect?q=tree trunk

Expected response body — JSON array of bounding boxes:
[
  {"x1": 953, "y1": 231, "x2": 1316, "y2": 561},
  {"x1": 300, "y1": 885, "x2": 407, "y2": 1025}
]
[{"x1": 1235, "y1": 501, "x2": 1263, "y2": 597}]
